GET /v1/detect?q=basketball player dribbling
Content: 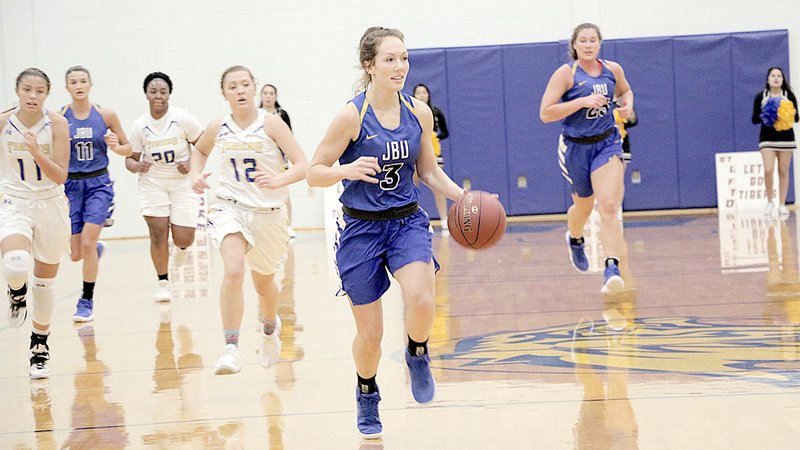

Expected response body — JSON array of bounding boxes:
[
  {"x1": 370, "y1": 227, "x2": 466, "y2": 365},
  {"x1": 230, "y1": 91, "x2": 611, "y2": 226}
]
[{"x1": 306, "y1": 26, "x2": 465, "y2": 438}]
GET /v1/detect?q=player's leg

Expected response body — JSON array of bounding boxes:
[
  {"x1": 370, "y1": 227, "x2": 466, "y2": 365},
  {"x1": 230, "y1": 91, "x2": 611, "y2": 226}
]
[
  {"x1": 72, "y1": 223, "x2": 102, "y2": 322},
  {"x1": 252, "y1": 270, "x2": 281, "y2": 368},
  {"x1": 29, "y1": 196, "x2": 69, "y2": 379},
  {"x1": 335, "y1": 214, "x2": 389, "y2": 438},
  {"x1": 591, "y1": 154, "x2": 626, "y2": 294},
  {"x1": 144, "y1": 216, "x2": 171, "y2": 301},
  {"x1": 761, "y1": 148, "x2": 778, "y2": 214},
  {"x1": 213, "y1": 232, "x2": 248, "y2": 375},
  {"x1": 73, "y1": 175, "x2": 113, "y2": 322},
  {"x1": 170, "y1": 224, "x2": 195, "y2": 267},
  {"x1": 776, "y1": 150, "x2": 792, "y2": 217},
  {"x1": 351, "y1": 299, "x2": 384, "y2": 438},
  {"x1": 168, "y1": 179, "x2": 199, "y2": 267},
  {"x1": 389, "y1": 212, "x2": 437, "y2": 403},
  {"x1": 2, "y1": 234, "x2": 33, "y2": 328},
  {"x1": 561, "y1": 136, "x2": 594, "y2": 272},
  {"x1": 29, "y1": 261, "x2": 58, "y2": 379},
  {"x1": 247, "y1": 209, "x2": 290, "y2": 368}
]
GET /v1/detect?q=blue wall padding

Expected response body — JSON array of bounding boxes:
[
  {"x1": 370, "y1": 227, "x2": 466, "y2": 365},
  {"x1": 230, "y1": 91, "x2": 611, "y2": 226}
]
[
  {"x1": 502, "y1": 43, "x2": 567, "y2": 214},
  {"x1": 673, "y1": 34, "x2": 735, "y2": 208},
  {"x1": 407, "y1": 30, "x2": 790, "y2": 214},
  {"x1": 616, "y1": 37, "x2": 681, "y2": 210},
  {"x1": 445, "y1": 47, "x2": 510, "y2": 205}
]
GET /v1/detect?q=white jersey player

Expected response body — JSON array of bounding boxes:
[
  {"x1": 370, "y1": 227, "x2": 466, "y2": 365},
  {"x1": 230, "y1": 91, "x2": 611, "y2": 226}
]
[
  {"x1": 191, "y1": 65, "x2": 308, "y2": 376},
  {"x1": 0, "y1": 68, "x2": 71, "y2": 379},
  {"x1": 126, "y1": 72, "x2": 203, "y2": 302}
]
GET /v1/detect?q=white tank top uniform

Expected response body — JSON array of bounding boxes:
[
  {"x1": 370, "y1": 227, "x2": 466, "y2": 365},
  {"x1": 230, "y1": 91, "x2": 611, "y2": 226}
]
[
  {"x1": 207, "y1": 110, "x2": 289, "y2": 275},
  {"x1": 129, "y1": 106, "x2": 204, "y2": 226},
  {"x1": 0, "y1": 109, "x2": 70, "y2": 263},
  {"x1": 129, "y1": 106, "x2": 204, "y2": 181}
]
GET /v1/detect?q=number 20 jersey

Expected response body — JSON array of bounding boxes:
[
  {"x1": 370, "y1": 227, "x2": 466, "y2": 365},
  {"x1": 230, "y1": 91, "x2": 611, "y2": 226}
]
[
  {"x1": 214, "y1": 109, "x2": 287, "y2": 209},
  {"x1": 129, "y1": 106, "x2": 203, "y2": 180},
  {"x1": 338, "y1": 92, "x2": 421, "y2": 212},
  {"x1": 0, "y1": 110, "x2": 63, "y2": 198}
]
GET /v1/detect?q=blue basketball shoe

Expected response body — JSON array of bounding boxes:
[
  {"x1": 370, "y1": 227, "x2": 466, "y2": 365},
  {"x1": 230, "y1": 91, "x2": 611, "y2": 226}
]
[
  {"x1": 601, "y1": 261, "x2": 624, "y2": 295},
  {"x1": 356, "y1": 386, "x2": 382, "y2": 438},
  {"x1": 72, "y1": 298, "x2": 94, "y2": 323},
  {"x1": 565, "y1": 231, "x2": 589, "y2": 272},
  {"x1": 405, "y1": 349, "x2": 436, "y2": 403}
]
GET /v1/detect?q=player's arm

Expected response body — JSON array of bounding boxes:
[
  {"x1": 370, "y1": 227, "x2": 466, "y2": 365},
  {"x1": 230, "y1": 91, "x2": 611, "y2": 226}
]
[
  {"x1": 608, "y1": 61, "x2": 634, "y2": 120},
  {"x1": 307, "y1": 103, "x2": 380, "y2": 187},
  {"x1": 190, "y1": 119, "x2": 221, "y2": 193},
  {"x1": 99, "y1": 108, "x2": 132, "y2": 156},
  {"x1": 176, "y1": 113, "x2": 205, "y2": 175},
  {"x1": 256, "y1": 114, "x2": 309, "y2": 189},
  {"x1": 28, "y1": 112, "x2": 69, "y2": 184},
  {"x1": 124, "y1": 125, "x2": 150, "y2": 174},
  {"x1": 413, "y1": 99, "x2": 464, "y2": 202},
  {"x1": 539, "y1": 64, "x2": 606, "y2": 123}
]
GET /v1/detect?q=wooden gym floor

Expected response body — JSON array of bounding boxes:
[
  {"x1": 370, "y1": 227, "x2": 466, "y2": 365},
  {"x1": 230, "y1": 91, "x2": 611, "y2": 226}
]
[{"x1": 2, "y1": 210, "x2": 800, "y2": 449}]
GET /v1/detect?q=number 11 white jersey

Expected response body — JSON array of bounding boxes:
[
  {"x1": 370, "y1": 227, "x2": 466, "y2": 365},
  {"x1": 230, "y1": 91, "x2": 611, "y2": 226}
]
[
  {"x1": 214, "y1": 109, "x2": 287, "y2": 209},
  {"x1": 0, "y1": 110, "x2": 63, "y2": 198}
]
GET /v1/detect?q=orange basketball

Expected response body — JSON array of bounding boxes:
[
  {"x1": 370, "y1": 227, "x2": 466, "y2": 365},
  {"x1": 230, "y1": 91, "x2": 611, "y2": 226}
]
[{"x1": 447, "y1": 191, "x2": 507, "y2": 249}]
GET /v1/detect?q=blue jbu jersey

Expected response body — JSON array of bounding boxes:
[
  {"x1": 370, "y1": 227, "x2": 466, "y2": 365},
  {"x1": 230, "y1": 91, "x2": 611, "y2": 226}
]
[
  {"x1": 338, "y1": 92, "x2": 421, "y2": 211},
  {"x1": 62, "y1": 105, "x2": 109, "y2": 173},
  {"x1": 561, "y1": 60, "x2": 617, "y2": 138}
]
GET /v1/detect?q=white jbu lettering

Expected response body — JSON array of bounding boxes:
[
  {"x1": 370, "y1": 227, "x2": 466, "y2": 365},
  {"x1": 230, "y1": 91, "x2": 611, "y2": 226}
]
[
  {"x1": 74, "y1": 127, "x2": 93, "y2": 139},
  {"x1": 592, "y1": 84, "x2": 608, "y2": 96},
  {"x1": 382, "y1": 140, "x2": 409, "y2": 161}
]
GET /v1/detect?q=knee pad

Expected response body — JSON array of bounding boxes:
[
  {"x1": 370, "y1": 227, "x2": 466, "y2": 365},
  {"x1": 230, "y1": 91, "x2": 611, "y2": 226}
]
[
  {"x1": 31, "y1": 277, "x2": 55, "y2": 327},
  {"x1": 3, "y1": 249, "x2": 33, "y2": 289}
]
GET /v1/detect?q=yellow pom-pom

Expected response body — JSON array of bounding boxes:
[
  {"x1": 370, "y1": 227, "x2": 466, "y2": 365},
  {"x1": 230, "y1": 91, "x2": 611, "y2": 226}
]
[
  {"x1": 774, "y1": 99, "x2": 797, "y2": 132},
  {"x1": 613, "y1": 110, "x2": 627, "y2": 139}
]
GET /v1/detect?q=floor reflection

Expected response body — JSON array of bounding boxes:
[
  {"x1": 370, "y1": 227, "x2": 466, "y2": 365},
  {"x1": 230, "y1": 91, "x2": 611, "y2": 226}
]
[
  {"x1": 62, "y1": 325, "x2": 128, "y2": 449},
  {"x1": 143, "y1": 309, "x2": 244, "y2": 448},
  {"x1": 572, "y1": 290, "x2": 639, "y2": 450},
  {"x1": 29, "y1": 379, "x2": 55, "y2": 449},
  {"x1": 764, "y1": 219, "x2": 800, "y2": 362},
  {"x1": 276, "y1": 245, "x2": 303, "y2": 391}
]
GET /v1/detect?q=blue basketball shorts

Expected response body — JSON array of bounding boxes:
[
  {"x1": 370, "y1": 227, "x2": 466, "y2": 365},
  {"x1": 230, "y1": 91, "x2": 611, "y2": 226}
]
[
  {"x1": 334, "y1": 208, "x2": 439, "y2": 306},
  {"x1": 65, "y1": 172, "x2": 115, "y2": 234},
  {"x1": 558, "y1": 128, "x2": 623, "y2": 198}
]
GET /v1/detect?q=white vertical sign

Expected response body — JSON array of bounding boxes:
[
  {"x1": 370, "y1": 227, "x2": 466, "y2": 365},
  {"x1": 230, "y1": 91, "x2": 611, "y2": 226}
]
[{"x1": 715, "y1": 151, "x2": 777, "y2": 211}]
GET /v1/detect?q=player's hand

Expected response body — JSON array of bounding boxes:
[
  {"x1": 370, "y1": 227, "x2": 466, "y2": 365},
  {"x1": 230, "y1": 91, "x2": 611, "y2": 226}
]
[
  {"x1": 138, "y1": 160, "x2": 152, "y2": 174},
  {"x1": 23, "y1": 131, "x2": 40, "y2": 154},
  {"x1": 253, "y1": 165, "x2": 284, "y2": 190},
  {"x1": 615, "y1": 101, "x2": 632, "y2": 119},
  {"x1": 176, "y1": 160, "x2": 190, "y2": 175},
  {"x1": 342, "y1": 156, "x2": 381, "y2": 184},
  {"x1": 582, "y1": 94, "x2": 609, "y2": 109},
  {"x1": 192, "y1": 172, "x2": 211, "y2": 194},
  {"x1": 104, "y1": 130, "x2": 119, "y2": 150}
]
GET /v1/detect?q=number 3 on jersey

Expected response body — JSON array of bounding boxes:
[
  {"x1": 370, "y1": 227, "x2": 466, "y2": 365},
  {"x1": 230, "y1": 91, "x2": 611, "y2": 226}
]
[
  {"x1": 230, "y1": 157, "x2": 256, "y2": 182},
  {"x1": 379, "y1": 163, "x2": 403, "y2": 190}
]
